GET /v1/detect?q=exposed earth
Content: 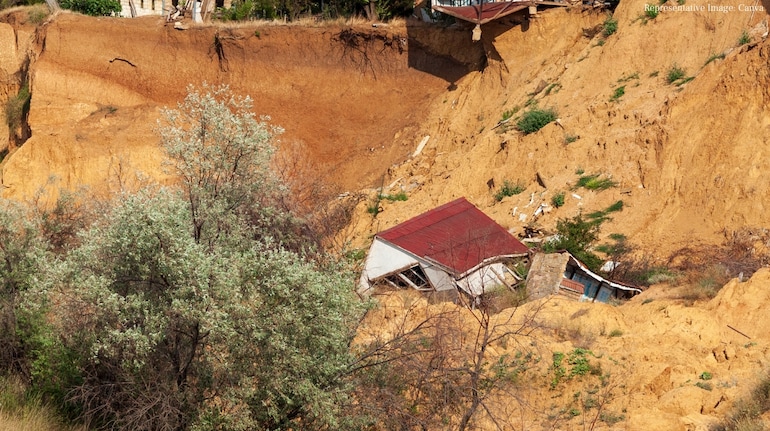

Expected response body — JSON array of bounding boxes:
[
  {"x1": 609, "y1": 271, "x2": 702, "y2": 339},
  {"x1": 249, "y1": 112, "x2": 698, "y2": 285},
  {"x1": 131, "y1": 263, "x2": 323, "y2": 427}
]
[{"x1": 2, "y1": 1, "x2": 770, "y2": 429}]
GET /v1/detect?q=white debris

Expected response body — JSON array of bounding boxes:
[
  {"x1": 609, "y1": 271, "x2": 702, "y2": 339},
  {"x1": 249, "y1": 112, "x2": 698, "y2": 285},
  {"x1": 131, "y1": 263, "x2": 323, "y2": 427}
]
[
  {"x1": 525, "y1": 192, "x2": 535, "y2": 207},
  {"x1": 413, "y1": 136, "x2": 430, "y2": 158}
]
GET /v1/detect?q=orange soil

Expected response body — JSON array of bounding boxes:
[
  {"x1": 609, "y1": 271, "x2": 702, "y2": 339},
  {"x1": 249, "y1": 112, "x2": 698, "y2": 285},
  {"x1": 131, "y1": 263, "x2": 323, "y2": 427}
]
[{"x1": 2, "y1": 5, "x2": 770, "y2": 430}]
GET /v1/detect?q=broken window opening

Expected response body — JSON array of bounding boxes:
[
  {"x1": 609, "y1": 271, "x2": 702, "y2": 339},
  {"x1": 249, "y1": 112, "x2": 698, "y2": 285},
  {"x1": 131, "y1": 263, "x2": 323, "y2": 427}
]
[{"x1": 381, "y1": 265, "x2": 433, "y2": 291}]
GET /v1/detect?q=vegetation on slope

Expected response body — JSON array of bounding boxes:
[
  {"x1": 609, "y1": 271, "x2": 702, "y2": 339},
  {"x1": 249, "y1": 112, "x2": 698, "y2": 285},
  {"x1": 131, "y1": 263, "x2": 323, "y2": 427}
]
[{"x1": 0, "y1": 85, "x2": 548, "y2": 431}]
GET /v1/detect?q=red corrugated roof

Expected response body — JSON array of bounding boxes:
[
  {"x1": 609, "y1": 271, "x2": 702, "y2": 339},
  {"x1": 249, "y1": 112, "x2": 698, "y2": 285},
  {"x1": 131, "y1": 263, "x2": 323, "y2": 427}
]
[{"x1": 377, "y1": 197, "x2": 529, "y2": 275}]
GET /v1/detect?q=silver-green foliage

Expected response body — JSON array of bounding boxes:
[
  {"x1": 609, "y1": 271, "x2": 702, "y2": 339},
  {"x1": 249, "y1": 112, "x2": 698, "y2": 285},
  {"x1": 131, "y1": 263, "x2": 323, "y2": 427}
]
[
  {"x1": 30, "y1": 85, "x2": 366, "y2": 431},
  {"x1": 53, "y1": 190, "x2": 363, "y2": 431},
  {"x1": 0, "y1": 199, "x2": 49, "y2": 377},
  {"x1": 159, "y1": 83, "x2": 284, "y2": 246}
]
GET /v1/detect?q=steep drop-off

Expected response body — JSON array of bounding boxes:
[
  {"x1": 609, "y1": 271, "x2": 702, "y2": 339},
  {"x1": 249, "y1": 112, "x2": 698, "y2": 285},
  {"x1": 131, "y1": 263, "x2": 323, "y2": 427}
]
[
  {"x1": 0, "y1": 11, "x2": 474, "y2": 200},
  {"x1": 346, "y1": 1, "x2": 770, "y2": 258}
]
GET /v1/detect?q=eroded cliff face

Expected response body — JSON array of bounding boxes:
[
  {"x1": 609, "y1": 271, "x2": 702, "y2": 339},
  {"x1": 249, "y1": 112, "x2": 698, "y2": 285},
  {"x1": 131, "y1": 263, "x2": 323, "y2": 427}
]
[
  {"x1": 343, "y1": 2, "x2": 770, "y2": 258},
  {"x1": 0, "y1": 11, "x2": 469, "y2": 201},
  {"x1": 0, "y1": 2, "x2": 769, "y2": 256}
]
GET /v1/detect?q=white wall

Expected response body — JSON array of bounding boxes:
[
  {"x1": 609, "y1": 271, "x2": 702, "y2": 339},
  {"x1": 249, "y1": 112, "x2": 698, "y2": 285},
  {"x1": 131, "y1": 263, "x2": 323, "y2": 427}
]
[
  {"x1": 119, "y1": 0, "x2": 165, "y2": 17},
  {"x1": 456, "y1": 262, "x2": 507, "y2": 297},
  {"x1": 423, "y1": 265, "x2": 456, "y2": 292},
  {"x1": 358, "y1": 239, "x2": 420, "y2": 296}
]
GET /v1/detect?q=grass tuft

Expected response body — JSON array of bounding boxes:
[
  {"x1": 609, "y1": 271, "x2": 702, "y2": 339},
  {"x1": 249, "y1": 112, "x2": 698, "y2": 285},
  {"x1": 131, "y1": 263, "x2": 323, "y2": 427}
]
[
  {"x1": 610, "y1": 86, "x2": 625, "y2": 102},
  {"x1": 551, "y1": 192, "x2": 565, "y2": 208},
  {"x1": 602, "y1": 16, "x2": 618, "y2": 37},
  {"x1": 576, "y1": 174, "x2": 617, "y2": 191},
  {"x1": 738, "y1": 30, "x2": 751, "y2": 46},
  {"x1": 666, "y1": 64, "x2": 686, "y2": 84},
  {"x1": 517, "y1": 108, "x2": 557, "y2": 134},
  {"x1": 494, "y1": 180, "x2": 526, "y2": 201},
  {"x1": 704, "y1": 52, "x2": 726, "y2": 66}
]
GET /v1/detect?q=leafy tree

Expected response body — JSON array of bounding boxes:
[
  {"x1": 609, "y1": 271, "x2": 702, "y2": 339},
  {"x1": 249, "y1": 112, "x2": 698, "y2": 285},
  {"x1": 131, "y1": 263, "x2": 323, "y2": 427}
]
[
  {"x1": 544, "y1": 213, "x2": 603, "y2": 270},
  {"x1": 59, "y1": 0, "x2": 121, "y2": 16},
  {"x1": 48, "y1": 190, "x2": 364, "y2": 430},
  {"x1": 0, "y1": 199, "x2": 49, "y2": 379},
  {"x1": 595, "y1": 233, "x2": 632, "y2": 278},
  {"x1": 17, "y1": 85, "x2": 367, "y2": 430},
  {"x1": 159, "y1": 84, "x2": 283, "y2": 248}
]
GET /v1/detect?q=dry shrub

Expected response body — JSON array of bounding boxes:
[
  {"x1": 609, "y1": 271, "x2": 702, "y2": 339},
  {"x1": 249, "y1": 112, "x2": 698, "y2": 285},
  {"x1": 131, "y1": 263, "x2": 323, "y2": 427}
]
[
  {"x1": 0, "y1": 375, "x2": 85, "y2": 431},
  {"x1": 272, "y1": 140, "x2": 363, "y2": 254},
  {"x1": 551, "y1": 315, "x2": 596, "y2": 350},
  {"x1": 710, "y1": 372, "x2": 770, "y2": 431},
  {"x1": 667, "y1": 228, "x2": 770, "y2": 303},
  {"x1": 483, "y1": 285, "x2": 528, "y2": 314}
]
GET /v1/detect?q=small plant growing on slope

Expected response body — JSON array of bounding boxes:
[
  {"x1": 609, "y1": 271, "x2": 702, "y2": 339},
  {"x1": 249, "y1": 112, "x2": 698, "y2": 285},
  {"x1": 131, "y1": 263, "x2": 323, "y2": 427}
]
[
  {"x1": 517, "y1": 108, "x2": 557, "y2": 134},
  {"x1": 644, "y1": 4, "x2": 659, "y2": 19},
  {"x1": 495, "y1": 180, "x2": 526, "y2": 201},
  {"x1": 610, "y1": 86, "x2": 625, "y2": 102},
  {"x1": 551, "y1": 192, "x2": 566, "y2": 208},
  {"x1": 5, "y1": 84, "x2": 30, "y2": 131},
  {"x1": 738, "y1": 30, "x2": 751, "y2": 45},
  {"x1": 603, "y1": 16, "x2": 618, "y2": 37},
  {"x1": 704, "y1": 52, "x2": 726, "y2": 66},
  {"x1": 380, "y1": 192, "x2": 408, "y2": 202},
  {"x1": 666, "y1": 64, "x2": 686, "y2": 84},
  {"x1": 576, "y1": 174, "x2": 618, "y2": 191}
]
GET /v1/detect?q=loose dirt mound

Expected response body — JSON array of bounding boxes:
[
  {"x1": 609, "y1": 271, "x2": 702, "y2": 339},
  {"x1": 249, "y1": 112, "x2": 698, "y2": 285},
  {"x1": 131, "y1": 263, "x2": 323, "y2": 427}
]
[{"x1": 362, "y1": 269, "x2": 770, "y2": 430}]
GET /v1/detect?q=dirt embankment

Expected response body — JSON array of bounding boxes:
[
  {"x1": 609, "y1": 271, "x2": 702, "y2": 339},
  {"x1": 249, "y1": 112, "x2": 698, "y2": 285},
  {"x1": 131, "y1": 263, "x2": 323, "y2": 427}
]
[
  {"x1": 0, "y1": 11, "x2": 475, "y2": 201},
  {"x1": 361, "y1": 268, "x2": 770, "y2": 431},
  {"x1": 2, "y1": 5, "x2": 770, "y2": 431},
  {"x1": 346, "y1": 1, "x2": 770, "y2": 259}
]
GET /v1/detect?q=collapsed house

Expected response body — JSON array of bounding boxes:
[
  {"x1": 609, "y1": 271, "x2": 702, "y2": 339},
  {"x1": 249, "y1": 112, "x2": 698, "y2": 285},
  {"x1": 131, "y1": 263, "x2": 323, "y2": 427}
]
[
  {"x1": 525, "y1": 251, "x2": 642, "y2": 303},
  {"x1": 358, "y1": 197, "x2": 529, "y2": 301}
]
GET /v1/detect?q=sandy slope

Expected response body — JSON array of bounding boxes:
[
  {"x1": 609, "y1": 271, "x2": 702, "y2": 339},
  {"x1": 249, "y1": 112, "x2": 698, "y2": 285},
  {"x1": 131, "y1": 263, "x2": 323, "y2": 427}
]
[
  {"x1": 2, "y1": 6, "x2": 770, "y2": 429},
  {"x1": 344, "y1": 2, "x2": 770, "y2": 258},
  {"x1": 361, "y1": 269, "x2": 770, "y2": 430}
]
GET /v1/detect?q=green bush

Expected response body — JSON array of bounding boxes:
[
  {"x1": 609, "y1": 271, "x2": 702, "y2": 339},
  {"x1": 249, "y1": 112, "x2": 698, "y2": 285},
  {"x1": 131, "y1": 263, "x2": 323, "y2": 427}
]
[
  {"x1": 60, "y1": 0, "x2": 121, "y2": 15},
  {"x1": 517, "y1": 108, "x2": 557, "y2": 134},
  {"x1": 644, "y1": 4, "x2": 658, "y2": 19},
  {"x1": 543, "y1": 213, "x2": 603, "y2": 271},
  {"x1": 551, "y1": 192, "x2": 565, "y2": 208},
  {"x1": 610, "y1": 85, "x2": 625, "y2": 102},
  {"x1": 381, "y1": 192, "x2": 408, "y2": 202},
  {"x1": 221, "y1": 0, "x2": 255, "y2": 20},
  {"x1": 576, "y1": 174, "x2": 617, "y2": 191},
  {"x1": 666, "y1": 64, "x2": 686, "y2": 84},
  {"x1": 738, "y1": 30, "x2": 751, "y2": 45},
  {"x1": 494, "y1": 180, "x2": 526, "y2": 201},
  {"x1": 5, "y1": 84, "x2": 30, "y2": 131},
  {"x1": 603, "y1": 16, "x2": 618, "y2": 36}
]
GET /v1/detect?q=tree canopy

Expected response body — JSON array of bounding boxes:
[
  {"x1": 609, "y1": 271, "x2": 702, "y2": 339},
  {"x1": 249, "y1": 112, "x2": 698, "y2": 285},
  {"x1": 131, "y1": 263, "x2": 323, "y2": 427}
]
[{"x1": 5, "y1": 85, "x2": 366, "y2": 431}]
